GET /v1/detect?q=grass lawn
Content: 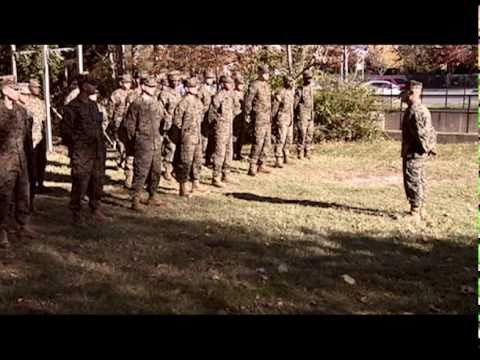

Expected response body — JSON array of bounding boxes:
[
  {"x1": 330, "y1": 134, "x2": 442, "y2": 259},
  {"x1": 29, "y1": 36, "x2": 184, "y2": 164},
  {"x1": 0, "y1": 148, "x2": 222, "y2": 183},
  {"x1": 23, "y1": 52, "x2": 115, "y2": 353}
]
[{"x1": 0, "y1": 140, "x2": 476, "y2": 314}]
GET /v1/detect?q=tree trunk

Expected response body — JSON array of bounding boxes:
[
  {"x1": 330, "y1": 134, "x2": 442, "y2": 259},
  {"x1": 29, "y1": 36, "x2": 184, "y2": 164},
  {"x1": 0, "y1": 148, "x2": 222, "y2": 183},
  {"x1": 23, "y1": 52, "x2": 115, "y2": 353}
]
[
  {"x1": 131, "y1": 45, "x2": 141, "y2": 72},
  {"x1": 115, "y1": 45, "x2": 125, "y2": 75}
]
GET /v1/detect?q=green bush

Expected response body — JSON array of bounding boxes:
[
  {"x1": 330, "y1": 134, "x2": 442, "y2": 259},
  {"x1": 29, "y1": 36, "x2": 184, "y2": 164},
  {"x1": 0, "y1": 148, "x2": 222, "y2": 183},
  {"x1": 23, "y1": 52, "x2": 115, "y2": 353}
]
[{"x1": 313, "y1": 75, "x2": 385, "y2": 142}]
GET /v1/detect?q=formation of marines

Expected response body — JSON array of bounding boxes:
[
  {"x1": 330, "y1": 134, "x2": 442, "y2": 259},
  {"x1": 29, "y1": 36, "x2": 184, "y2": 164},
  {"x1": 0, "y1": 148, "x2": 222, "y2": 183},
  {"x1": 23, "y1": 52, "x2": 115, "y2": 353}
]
[{"x1": 0, "y1": 64, "x2": 437, "y2": 247}]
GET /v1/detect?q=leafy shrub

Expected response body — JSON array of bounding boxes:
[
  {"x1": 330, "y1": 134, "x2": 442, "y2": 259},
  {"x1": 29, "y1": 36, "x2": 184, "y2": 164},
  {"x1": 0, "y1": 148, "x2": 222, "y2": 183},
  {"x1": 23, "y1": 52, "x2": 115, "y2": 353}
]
[{"x1": 313, "y1": 75, "x2": 385, "y2": 142}]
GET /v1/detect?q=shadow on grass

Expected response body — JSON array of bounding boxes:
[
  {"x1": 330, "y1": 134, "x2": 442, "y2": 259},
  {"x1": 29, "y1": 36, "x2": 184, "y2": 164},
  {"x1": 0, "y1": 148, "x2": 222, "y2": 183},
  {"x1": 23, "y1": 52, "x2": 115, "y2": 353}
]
[
  {"x1": 0, "y1": 196, "x2": 474, "y2": 314},
  {"x1": 225, "y1": 192, "x2": 399, "y2": 218}
]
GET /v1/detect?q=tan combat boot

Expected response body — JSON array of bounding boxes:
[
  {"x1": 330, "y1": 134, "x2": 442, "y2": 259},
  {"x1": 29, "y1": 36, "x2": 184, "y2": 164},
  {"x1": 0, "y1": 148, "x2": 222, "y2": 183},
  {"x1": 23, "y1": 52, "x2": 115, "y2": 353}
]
[
  {"x1": 163, "y1": 163, "x2": 173, "y2": 181},
  {"x1": 72, "y1": 211, "x2": 86, "y2": 226},
  {"x1": 407, "y1": 206, "x2": 421, "y2": 223},
  {"x1": 274, "y1": 157, "x2": 283, "y2": 168},
  {"x1": 297, "y1": 151, "x2": 303, "y2": 160},
  {"x1": 131, "y1": 196, "x2": 143, "y2": 212},
  {"x1": 92, "y1": 209, "x2": 112, "y2": 223},
  {"x1": 247, "y1": 163, "x2": 257, "y2": 177},
  {"x1": 17, "y1": 224, "x2": 40, "y2": 239},
  {"x1": 0, "y1": 228, "x2": 10, "y2": 249},
  {"x1": 221, "y1": 173, "x2": 236, "y2": 185},
  {"x1": 179, "y1": 182, "x2": 191, "y2": 198},
  {"x1": 212, "y1": 176, "x2": 225, "y2": 188},
  {"x1": 192, "y1": 180, "x2": 206, "y2": 193},
  {"x1": 257, "y1": 164, "x2": 271, "y2": 174},
  {"x1": 147, "y1": 193, "x2": 163, "y2": 207}
]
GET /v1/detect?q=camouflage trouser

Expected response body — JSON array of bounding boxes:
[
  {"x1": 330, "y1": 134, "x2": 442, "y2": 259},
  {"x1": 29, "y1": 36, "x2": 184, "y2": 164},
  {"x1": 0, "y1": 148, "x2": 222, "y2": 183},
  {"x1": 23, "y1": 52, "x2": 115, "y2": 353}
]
[
  {"x1": 0, "y1": 167, "x2": 30, "y2": 228},
  {"x1": 402, "y1": 156, "x2": 427, "y2": 209},
  {"x1": 233, "y1": 114, "x2": 246, "y2": 159},
  {"x1": 213, "y1": 134, "x2": 233, "y2": 178},
  {"x1": 296, "y1": 120, "x2": 314, "y2": 156},
  {"x1": 249, "y1": 122, "x2": 271, "y2": 166},
  {"x1": 175, "y1": 141, "x2": 203, "y2": 183},
  {"x1": 132, "y1": 147, "x2": 163, "y2": 198},
  {"x1": 124, "y1": 144, "x2": 135, "y2": 188},
  {"x1": 70, "y1": 150, "x2": 106, "y2": 213},
  {"x1": 286, "y1": 123, "x2": 294, "y2": 146},
  {"x1": 205, "y1": 126, "x2": 216, "y2": 165},
  {"x1": 162, "y1": 135, "x2": 176, "y2": 164},
  {"x1": 32, "y1": 138, "x2": 47, "y2": 187},
  {"x1": 30, "y1": 138, "x2": 48, "y2": 209},
  {"x1": 274, "y1": 121, "x2": 291, "y2": 159}
]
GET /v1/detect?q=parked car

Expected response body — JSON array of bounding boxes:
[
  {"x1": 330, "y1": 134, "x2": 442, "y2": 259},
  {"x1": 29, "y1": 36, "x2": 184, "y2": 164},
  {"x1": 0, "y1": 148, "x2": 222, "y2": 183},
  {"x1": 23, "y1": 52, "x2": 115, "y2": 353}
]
[
  {"x1": 361, "y1": 80, "x2": 402, "y2": 96},
  {"x1": 367, "y1": 75, "x2": 408, "y2": 89}
]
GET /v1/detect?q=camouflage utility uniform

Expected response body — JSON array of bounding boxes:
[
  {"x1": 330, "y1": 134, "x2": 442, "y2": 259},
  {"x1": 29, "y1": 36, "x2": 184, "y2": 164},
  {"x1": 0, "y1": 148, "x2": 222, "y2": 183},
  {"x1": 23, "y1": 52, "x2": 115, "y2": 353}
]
[
  {"x1": 21, "y1": 90, "x2": 47, "y2": 204},
  {"x1": 158, "y1": 79, "x2": 183, "y2": 179},
  {"x1": 232, "y1": 77, "x2": 246, "y2": 160},
  {"x1": 171, "y1": 91, "x2": 203, "y2": 184},
  {"x1": 244, "y1": 68, "x2": 272, "y2": 174},
  {"x1": 401, "y1": 101, "x2": 436, "y2": 212},
  {"x1": 294, "y1": 71, "x2": 315, "y2": 159},
  {"x1": 272, "y1": 81, "x2": 294, "y2": 166},
  {"x1": 0, "y1": 101, "x2": 32, "y2": 233},
  {"x1": 124, "y1": 94, "x2": 166, "y2": 206},
  {"x1": 209, "y1": 78, "x2": 237, "y2": 184},
  {"x1": 198, "y1": 80, "x2": 216, "y2": 163}
]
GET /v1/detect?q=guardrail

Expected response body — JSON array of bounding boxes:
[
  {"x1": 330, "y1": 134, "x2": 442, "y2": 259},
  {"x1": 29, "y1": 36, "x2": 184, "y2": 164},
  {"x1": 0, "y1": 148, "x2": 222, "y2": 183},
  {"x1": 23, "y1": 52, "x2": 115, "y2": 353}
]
[{"x1": 373, "y1": 92, "x2": 478, "y2": 113}]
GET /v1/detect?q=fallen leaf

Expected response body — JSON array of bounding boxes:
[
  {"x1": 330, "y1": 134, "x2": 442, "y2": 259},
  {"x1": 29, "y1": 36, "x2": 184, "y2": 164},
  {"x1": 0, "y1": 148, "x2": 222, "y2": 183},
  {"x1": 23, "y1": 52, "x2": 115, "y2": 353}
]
[
  {"x1": 278, "y1": 264, "x2": 288, "y2": 273},
  {"x1": 342, "y1": 274, "x2": 356, "y2": 286}
]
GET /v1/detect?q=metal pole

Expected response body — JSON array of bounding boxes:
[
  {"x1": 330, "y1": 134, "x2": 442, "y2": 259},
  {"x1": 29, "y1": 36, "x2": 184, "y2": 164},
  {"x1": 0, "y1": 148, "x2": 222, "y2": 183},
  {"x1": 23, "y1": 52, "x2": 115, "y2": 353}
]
[
  {"x1": 42, "y1": 45, "x2": 53, "y2": 153},
  {"x1": 10, "y1": 45, "x2": 17, "y2": 81},
  {"x1": 344, "y1": 46, "x2": 349, "y2": 80},
  {"x1": 462, "y1": 75, "x2": 466, "y2": 109},
  {"x1": 287, "y1": 45, "x2": 293, "y2": 74},
  {"x1": 444, "y1": 72, "x2": 449, "y2": 108},
  {"x1": 77, "y1": 45, "x2": 83, "y2": 74}
]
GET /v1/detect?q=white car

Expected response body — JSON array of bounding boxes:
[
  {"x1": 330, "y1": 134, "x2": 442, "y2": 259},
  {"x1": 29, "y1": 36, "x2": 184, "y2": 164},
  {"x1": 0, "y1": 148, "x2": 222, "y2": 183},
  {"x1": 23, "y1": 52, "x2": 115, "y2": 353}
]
[{"x1": 361, "y1": 80, "x2": 401, "y2": 96}]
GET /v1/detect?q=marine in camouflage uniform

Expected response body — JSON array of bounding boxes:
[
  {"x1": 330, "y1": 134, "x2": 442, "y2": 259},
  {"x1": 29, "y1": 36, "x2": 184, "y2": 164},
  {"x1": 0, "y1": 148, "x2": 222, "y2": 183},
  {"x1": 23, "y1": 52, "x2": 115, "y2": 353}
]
[
  {"x1": 158, "y1": 71, "x2": 183, "y2": 181},
  {"x1": 124, "y1": 77, "x2": 166, "y2": 211},
  {"x1": 170, "y1": 77, "x2": 203, "y2": 197},
  {"x1": 244, "y1": 64, "x2": 273, "y2": 176},
  {"x1": 209, "y1": 75, "x2": 238, "y2": 187},
  {"x1": 20, "y1": 79, "x2": 49, "y2": 212},
  {"x1": 294, "y1": 70, "x2": 315, "y2": 160},
  {"x1": 120, "y1": 74, "x2": 145, "y2": 189},
  {"x1": 400, "y1": 80, "x2": 437, "y2": 222},
  {"x1": 272, "y1": 75, "x2": 295, "y2": 168},
  {"x1": 0, "y1": 80, "x2": 37, "y2": 248},
  {"x1": 232, "y1": 75, "x2": 246, "y2": 160},
  {"x1": 198, "y1": 69, "x2": 217, "y2": 165},
  {"x1": 109, "y1": 74, "x2": 133, "y2": 165},
  {"x1": 60, "y1": 75, "x2": 110, "y2": 225}
]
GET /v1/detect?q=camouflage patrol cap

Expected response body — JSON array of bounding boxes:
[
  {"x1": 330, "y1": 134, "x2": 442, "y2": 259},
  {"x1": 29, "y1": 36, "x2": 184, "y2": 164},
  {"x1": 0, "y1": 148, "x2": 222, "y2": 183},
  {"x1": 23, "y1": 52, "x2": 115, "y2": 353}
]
[
  {"x1": 257, "y1": 64, "x2": 269, "y2": 74},
  {"x1": 185, "y1": 77, "x2": 199, "y2": 88},
  {"x1": 168, "y1": 70, "x2": 181, "y2": 81},
  {"x1": 220, "y1": 75, "x2": 234, "y2": 84},
  {"x1": 204, "y1": 69, "x2": 216, "y2": 78},
  {"x1": 0, "y1": 78, "x2": 19, "y2": 91},
  {"x1": 120, "y1": 74, "x2": 132, "y2": 83},
  {"x1": 141, "y1": 76, "x2": 157, "y2": 87},
  {"x1": 303, "y1": 70, "x2": 314, "y2": 79},
  {"x1": 29, "y1": 78, "x2": 41, "y2": 88},
  {"x1": 234, "y1": 76, "x2": 245, "y2": 85},
  {"x1": 405, "y1": 80, "x2": 423, "y2": 90}
]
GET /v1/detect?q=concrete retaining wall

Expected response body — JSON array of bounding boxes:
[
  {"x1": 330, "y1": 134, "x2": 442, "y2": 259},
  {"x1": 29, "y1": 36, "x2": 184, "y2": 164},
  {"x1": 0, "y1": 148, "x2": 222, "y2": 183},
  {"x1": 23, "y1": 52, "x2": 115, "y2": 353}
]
[{"x1": 384, "y1": 110, "x2": 478, "y2": 143}]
